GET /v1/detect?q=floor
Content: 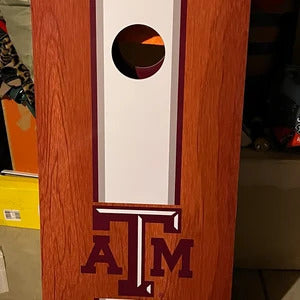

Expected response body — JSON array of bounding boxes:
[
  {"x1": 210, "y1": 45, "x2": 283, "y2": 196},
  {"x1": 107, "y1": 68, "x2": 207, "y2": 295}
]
[{"x1": 232, "y1": 269, "x2": 300, "y2": 300}]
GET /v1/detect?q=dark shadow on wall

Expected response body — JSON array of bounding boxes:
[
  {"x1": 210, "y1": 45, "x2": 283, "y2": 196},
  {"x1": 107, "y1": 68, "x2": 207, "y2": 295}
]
[{"x1": 0, "y1": 103, "x2": 12, "y2": 171}]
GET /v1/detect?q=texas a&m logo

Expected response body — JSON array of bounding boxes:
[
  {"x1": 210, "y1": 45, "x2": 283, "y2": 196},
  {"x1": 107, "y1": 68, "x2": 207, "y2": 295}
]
[
  {"x1": 85, "y1": 0, "x2": 190, "y2": 297},
  {"x1": 81, "y1": 206, "x2": 194, "y2": 297}
]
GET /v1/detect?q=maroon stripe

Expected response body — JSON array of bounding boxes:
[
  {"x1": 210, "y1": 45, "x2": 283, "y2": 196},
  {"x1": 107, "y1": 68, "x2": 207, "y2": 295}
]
[
  {"x1": 175, "y1": 0, "x2": 188, "y2": 206},
  {"x1": 90, "y1": 0, "x2": 99, "y2": 202}
]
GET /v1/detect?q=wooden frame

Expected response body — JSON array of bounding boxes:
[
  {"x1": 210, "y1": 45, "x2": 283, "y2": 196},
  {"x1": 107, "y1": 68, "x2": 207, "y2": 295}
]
[{"x1": 31, "y1": 0, "x2": 250, "y2": 299}]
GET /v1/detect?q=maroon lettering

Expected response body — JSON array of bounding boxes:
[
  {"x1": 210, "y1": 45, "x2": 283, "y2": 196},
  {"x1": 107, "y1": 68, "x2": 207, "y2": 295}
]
[
  {"x1": 82, "y1": 206, "x2": 194, "y2": 298},
  {"x1": 91, "y1": 206, "x2": 182, "y2": 297},
  {"x1": 81, "y1": 235, "x2": 122, "y2": 274},
  {"x1": 151, "y1": 238, "x2": 193, "y2": 278}
]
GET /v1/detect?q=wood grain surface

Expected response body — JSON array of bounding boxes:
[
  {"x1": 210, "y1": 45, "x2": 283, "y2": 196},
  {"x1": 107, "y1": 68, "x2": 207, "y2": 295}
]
[{"x1": 31, "y1": 0, "x2": 250, "y2": 299}]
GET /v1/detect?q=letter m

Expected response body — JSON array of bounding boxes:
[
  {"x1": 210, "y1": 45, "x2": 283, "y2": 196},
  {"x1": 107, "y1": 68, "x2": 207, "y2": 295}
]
[{"x1": 151, "y1": 238, "x2": 194, "y2": 278}]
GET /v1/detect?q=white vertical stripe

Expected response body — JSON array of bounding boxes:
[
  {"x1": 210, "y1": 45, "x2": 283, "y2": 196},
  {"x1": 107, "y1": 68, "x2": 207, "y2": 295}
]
[
  {"x1": 137, "y1": 216, "x2": 143, "y2": 287},
  {"x1": 97, "y1": 0, "x2": 181, "y2": 205},
  {"x1": 96, "y1": 0, "x2": 105, "y2": 201},
  {"x1": 168, "y1": 0, "x2": 181, "y2": 204}
]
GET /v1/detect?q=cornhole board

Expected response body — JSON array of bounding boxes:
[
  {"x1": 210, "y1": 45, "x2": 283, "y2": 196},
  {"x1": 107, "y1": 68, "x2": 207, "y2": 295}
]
[
  {"x1": 1, "y1": 99, "x2": 38, "y2": 174},
  {"x1": 31, "y1": 0, "x2": 250, "y2": 299}
]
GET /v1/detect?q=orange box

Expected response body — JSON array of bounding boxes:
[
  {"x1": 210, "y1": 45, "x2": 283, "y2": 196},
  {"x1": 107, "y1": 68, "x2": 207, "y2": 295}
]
[{"x1": 1, "y1": 99, "x2": 38, "y2": 174}]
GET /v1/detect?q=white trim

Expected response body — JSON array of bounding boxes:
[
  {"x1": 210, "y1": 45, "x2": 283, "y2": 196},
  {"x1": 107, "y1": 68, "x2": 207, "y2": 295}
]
[
  {"x1": 174, "y1": 213, "x2": 179, "y2": 230},
  {"x1": 1, "y1": 170, "x2": 38, "y2": 179},
  {"x1": 96, "y1": 208, "x2": 177, "y2": 216},
  {"x1": 146, "y1": 284, "x2": 152, "y2": 294}
]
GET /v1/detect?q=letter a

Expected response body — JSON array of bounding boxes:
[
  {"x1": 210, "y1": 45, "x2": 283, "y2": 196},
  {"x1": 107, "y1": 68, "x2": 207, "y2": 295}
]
[{"x1": 81, "y1": 235, "x2": 122, "y2": 274}]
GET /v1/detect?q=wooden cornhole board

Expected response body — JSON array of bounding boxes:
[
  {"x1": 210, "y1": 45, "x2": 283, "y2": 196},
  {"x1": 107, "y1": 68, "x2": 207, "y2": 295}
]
[
  {"x1": 1, "y1": 99, "x2": 38, "y2": 173},
  {"x1": 31, "y1": 0, "x2": 250, "y2": 299}
]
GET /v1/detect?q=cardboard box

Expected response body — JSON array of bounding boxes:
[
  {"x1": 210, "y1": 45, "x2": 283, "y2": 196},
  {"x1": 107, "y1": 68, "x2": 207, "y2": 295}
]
[
  {"x1": 0, "y1": 174, "x2": 39, "y2": 229},
  {"x1": 235, "y1": 149, "x2": 300, "y2": 269},
  {"x1": 0, "y1": 226, "x2": 41, "y2": 300}
]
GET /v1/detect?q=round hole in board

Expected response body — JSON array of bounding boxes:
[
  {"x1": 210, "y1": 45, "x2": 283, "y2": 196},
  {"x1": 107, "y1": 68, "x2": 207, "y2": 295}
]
[{"x1": 112, "y1": 24, "x2": 166, "y2": 79}]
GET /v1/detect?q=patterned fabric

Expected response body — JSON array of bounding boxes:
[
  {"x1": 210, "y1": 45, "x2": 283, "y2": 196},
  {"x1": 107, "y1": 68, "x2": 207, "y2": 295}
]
[{"x1": 0, "y1": 16, "x2": 35, "y2": 116}]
